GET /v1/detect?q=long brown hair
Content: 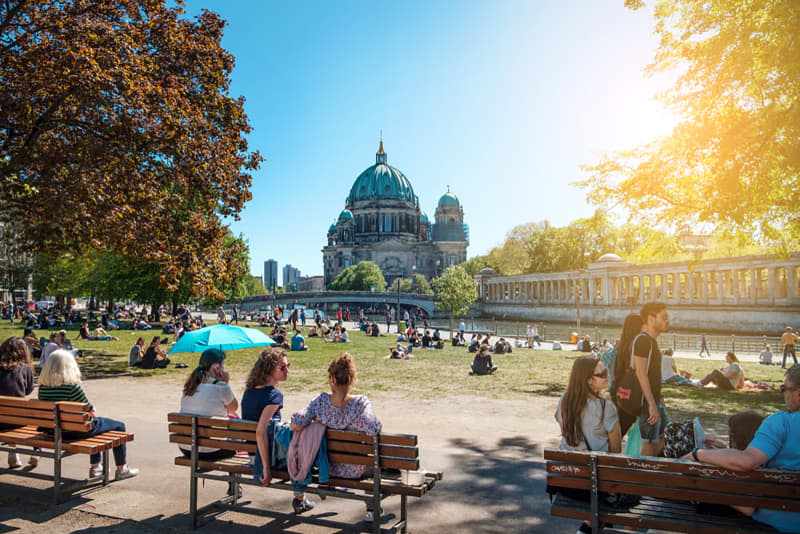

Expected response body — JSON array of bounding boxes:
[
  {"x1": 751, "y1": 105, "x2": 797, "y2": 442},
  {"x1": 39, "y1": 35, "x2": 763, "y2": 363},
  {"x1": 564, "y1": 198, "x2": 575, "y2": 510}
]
[
  {"x1": 613, "y1": 313, "x2": 644, "y2": 387},
  {"x1": 560, "y1": 355, "x2": 603, "y2": 448},
  {"x1": 183, "y1": 348, "x2": 226, "y2": 397},
  {"x1": 245, "y1": 347, "x2": 286, "y2": 389},
  {"x1": 0, "y1": 337, "x2": 32, "y2": 371}
]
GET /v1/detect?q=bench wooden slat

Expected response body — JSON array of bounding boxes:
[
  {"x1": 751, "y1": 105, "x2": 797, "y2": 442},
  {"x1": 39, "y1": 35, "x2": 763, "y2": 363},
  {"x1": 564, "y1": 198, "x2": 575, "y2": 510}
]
[
  {"x1": 169, "y1": 434, "x2": 256, "y2": 453},
  {"x1": 172, "y1": 457, "x2": 433, "y2": 497},
  {"x1": 0, "y1": 415, "x2": 91, "y2": 433},
  {"x1": 544, "y1": 449, "x2": 800, "y2": 485},
  {"x1": 0, "y1": 396, "x2": 89, "y2": 413},
  {"x1": 168, "y1": 424, "x2": 257, "y2": 443},
  {"x1": 547, "y1": 473, "x2": 799, "y2": 512},
  {"x1": 328, "y1": 452, "x2": 419, "y2": 471},
  {"x1": 167, "y1": 413, "x2": 258, "y2": 431},
  {"x1": 547, "y1": 462, "x2": 800, "y2": 500},
  {"x1": 551, "y1": 494, "x2": 778, "y2": 534},
  {"x1": 326, "y1": 429, "x2": 417, "y2": 447},
  {"x1": 0, "y1": 406, "x2": 90, "y2": 423},
  {"x1": 326, "y1": 439, "x2": 419, "y2": 459}
]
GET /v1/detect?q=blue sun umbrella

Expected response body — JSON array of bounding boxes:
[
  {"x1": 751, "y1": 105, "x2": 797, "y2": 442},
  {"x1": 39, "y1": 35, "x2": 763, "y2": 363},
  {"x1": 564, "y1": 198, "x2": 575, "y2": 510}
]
[{"x1": 167, "y1": 324, "x2": 275, "y2": 354}]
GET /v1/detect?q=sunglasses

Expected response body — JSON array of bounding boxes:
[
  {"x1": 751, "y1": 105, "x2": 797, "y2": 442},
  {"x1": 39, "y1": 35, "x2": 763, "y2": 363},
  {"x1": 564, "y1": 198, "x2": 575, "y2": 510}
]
[
  {"x1": 779, "y1": 384, "x2": 797, "y2": 393},
  {"x1": 593, "y1": 369, "x2": 609, "y2": 379}
]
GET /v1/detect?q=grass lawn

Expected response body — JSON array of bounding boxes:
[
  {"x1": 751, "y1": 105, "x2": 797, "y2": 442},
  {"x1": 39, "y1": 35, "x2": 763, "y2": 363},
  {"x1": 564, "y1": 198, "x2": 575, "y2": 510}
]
[{"x1": 3, "y1": 321, "x2": 788, "y2": 433}]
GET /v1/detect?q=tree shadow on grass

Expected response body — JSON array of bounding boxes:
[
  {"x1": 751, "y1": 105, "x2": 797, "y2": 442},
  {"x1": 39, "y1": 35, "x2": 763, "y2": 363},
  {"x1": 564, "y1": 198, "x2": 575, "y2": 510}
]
[{"x1": 75, "y1": 350, "x2": 174, "y2": 380}]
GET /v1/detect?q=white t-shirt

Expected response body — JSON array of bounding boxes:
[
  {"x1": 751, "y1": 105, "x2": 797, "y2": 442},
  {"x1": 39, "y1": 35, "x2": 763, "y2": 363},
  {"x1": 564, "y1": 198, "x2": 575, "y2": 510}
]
[
  {"x1": 555, "y1": 396, "x2": 619, "y2": 452},
  {"x1": 661, "y1": 355, "x2": 678, "y2": 381},
  {"x1": 180, "y1": 379, "x2": 235, "y2": 453}
]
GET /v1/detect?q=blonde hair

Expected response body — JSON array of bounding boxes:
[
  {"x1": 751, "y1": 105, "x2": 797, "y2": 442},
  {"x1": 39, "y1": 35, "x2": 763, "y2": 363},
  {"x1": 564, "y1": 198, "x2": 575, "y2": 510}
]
[{"x1": 39, "y1": 349, "x2": 82, "y2": 386}]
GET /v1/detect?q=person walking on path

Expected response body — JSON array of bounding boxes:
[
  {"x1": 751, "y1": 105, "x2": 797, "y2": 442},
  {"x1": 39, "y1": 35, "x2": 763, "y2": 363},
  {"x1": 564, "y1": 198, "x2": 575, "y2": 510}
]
[
  {"x1": 780, "y1": 327, "x2": 799, "y2": 369},
  {"x1": 699, "y1": 333, "x2": 711, "y2": 357}
]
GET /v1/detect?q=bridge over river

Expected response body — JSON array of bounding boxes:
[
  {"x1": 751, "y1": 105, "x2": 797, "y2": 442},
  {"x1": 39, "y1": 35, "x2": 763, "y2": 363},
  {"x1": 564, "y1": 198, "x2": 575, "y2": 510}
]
[{"x1": 237, "y1": 290, "x2": 435, "y2": 316}]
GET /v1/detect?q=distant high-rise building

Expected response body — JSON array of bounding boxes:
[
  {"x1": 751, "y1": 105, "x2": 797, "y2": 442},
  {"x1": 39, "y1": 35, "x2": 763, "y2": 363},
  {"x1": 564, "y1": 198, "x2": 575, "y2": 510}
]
[
  {"x1": 263, "y1": 259, "x2": 278, "y2": 291},
  {"x1": 282, "y1": 264, "x2": 301, "y2": 291}
]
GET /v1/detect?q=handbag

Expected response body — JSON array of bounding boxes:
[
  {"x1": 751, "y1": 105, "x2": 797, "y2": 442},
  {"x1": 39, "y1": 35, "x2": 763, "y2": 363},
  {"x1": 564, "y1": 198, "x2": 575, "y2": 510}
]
[{"x1": 614, "y1": 333, "x2": 651, "y2": 417}]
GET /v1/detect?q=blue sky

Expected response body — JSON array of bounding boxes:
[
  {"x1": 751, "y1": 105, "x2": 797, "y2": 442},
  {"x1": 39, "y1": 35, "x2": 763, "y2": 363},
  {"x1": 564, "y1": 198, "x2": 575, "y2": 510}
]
[{"x1": 184, "y1": 1, "x2": 676, "y2": 280}]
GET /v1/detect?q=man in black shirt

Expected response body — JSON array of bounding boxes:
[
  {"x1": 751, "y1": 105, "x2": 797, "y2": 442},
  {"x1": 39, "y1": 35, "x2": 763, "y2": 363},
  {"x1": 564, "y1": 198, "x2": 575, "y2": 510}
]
[{"x1": 630, "y1": 302, "x2": 670, "y2": 457}]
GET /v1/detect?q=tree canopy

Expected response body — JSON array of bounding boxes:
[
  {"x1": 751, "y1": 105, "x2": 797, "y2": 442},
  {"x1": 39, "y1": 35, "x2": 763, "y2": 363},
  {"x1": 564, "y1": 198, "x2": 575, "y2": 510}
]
[
  {"x1": 328, "y1": 262, "x2": 387, "y2": 292},
  {"x1": 432, "y1": 265, "x2": 477, "y2": 333},
  {"x1": 579, "y1": 0, "x2": 800, "y2": 243},
  {"x1": 0, "y1": 0, "x2": 262, "y2": 298}
]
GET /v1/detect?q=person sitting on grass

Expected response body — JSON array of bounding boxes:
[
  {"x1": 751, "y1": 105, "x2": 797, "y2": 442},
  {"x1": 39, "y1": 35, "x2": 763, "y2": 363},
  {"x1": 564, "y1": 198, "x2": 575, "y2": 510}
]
[
  {"x1": 291, "y1": 329, "x2": 308, "y2": 351},
  {"x1": 79, "y1": 321, "x2": 95, "y2": 340},
  {"x1": 332, "y1": 326, "x2": 348, "y2": 343},
  {"x1": 467, "y1": 334, "x2": 479, "y2": 352},
  {"x1": 759, "y1": 345, "x2": 775, "y2": 365},
  {"x1": 141, "y1": 336, "x2": 170, "y2": 369},
  {"x1": 128, "y1": 337, "x2": 145, "y2": 367},
  {"x1": 94, "y1": 325, "x2": 118, "y2": 341},
  {"x1": 39, "y1": 349, "x2": 138, "y2": 480},
  {"x1": 661, "y1": 348, "x2": 693, "y2": 386},
  {"x1": 681, "y1": 364, "x2": 800, "y2": 533},
  {"x1": 470, "y1": 344, "x2": 497, "y2": 375},
  {"x1": 494, "y1": 337, "x2": 512, "y2": 354},
  {"x1": 432, "y1": 328, "x2": 441, "y2": 342},
  {"x1": 290, "y1": 353, "x2": 382, "y2": 520},
  {"x1": 421, "y1": 330, "x2": 432, "y2": 348},
  {"x1": 395, "y1": 330, "x2": 407, "y2": 342},
  {"x1": 553, "y1": 354, "x2": 621, "y2": 534},
  {"x1": 369, "y1": 322, "x2": 380, "y2": 337},
  {"x1": 693, "y1": 351, "x2": 744, "y2": 390},
  {"x1": 307, "y1": 326, "x2": 319, "y2": 338}
]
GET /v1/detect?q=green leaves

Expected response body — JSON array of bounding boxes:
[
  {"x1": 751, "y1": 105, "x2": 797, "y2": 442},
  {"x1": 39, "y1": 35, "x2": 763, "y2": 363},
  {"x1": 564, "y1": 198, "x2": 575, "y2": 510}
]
[
  {"x1": 328, "y1": 261, "x2": 387, "y2": 292},
  {"x1": 580, "y1": 0, "x2": 800, "y2": 241},
  {"x1": 432, "y1": 265, "x2": 477, "y2": 318},
  {"x1": 0, "y1": 0, "x2": 262, "y2": 299}
]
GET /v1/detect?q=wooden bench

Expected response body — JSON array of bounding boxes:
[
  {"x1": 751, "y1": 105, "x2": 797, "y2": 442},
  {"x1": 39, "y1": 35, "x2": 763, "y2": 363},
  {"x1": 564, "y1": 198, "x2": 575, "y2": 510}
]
[
  {"x1": 545, "y1": 448, "x2": 800, "y2": 533},
  {"x1": 0, "y1": 395, "x2": 135, "y2": 502},
  {"x1": 168, "y1": 413, "x2": 442, "y2": 533}
]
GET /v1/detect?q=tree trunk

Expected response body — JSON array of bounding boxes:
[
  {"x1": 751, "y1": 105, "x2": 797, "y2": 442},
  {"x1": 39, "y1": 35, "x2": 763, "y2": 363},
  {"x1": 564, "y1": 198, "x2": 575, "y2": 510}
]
[{"x1": 449, "y1": 311, "x2": 454, "y2": 338}]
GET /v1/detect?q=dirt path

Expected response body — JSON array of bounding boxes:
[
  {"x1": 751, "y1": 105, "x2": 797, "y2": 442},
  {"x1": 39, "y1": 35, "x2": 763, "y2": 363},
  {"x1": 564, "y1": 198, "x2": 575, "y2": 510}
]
[{"x1": 0, "y1": 374, "x2": 584, "y2": 533}]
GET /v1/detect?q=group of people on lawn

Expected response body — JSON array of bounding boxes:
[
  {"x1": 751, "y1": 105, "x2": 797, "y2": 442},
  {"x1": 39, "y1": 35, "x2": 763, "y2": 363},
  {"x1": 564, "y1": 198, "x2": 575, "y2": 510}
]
[{"x1": 555, "y1": 301, "x2": 799, "y2": 533}]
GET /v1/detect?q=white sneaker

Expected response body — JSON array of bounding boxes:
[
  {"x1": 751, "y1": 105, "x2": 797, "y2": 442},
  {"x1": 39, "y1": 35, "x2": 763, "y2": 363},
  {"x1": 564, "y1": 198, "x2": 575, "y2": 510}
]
[
  {"x1": 115, "y1": 465, "x2": 139, "y2": 480},
  {"x1": 8, "y1": 453, "x2": 21, "y2": 468},
  {"x1": 89, "y1": 464, "x2": 103, "y2": 478},
  {"x1": 692, "y1": 380, "x2": 704, "y2": 388},
  {"x1": 364, "y1": 508, "x2": 384, "y2": 522}
]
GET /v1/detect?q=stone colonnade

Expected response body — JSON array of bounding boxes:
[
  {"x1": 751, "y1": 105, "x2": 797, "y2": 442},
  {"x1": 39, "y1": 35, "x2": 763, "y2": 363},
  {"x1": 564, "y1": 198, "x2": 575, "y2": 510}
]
[{"x1": 474, "y1": 254, "x2": 800, "y2": 308}]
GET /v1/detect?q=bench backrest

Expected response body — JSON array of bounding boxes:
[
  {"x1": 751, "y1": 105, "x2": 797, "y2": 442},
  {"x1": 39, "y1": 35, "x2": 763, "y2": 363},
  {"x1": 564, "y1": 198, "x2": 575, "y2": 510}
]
[
  {"x1": 0, "y1": 395, "x2": 92, "y2": 433},
  {"x1": 545, "y1": 448, "x2": 800, "y2": 513},
  {"x1": 167, "y1": 413, "x2": 420, "y2": 471}
]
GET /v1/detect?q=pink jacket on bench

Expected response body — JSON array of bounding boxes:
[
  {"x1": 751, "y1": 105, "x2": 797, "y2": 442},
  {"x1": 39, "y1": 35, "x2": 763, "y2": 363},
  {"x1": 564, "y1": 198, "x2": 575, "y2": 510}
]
[{"x1": 287, "y1": 421, "x2": 326, "y2": 481}]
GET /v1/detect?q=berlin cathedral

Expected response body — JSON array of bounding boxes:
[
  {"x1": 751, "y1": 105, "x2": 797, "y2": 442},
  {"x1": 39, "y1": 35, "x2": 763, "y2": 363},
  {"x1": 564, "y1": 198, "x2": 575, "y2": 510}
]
[{"x1": 323, "y1": 141, "x2": 469, "y2": 286}]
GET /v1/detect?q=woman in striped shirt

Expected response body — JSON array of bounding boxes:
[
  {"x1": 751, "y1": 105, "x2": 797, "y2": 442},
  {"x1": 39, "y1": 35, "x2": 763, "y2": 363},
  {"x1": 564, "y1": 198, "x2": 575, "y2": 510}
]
[{"x1": 38, "y1": 350, "x2": 138, "y2": 480}]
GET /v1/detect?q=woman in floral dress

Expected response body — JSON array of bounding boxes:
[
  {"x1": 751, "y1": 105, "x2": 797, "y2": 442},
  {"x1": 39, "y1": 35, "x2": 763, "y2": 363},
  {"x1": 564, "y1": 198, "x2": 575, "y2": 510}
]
[{"x1": 290, "y1": 352, "x2": 382, "y2": 515}]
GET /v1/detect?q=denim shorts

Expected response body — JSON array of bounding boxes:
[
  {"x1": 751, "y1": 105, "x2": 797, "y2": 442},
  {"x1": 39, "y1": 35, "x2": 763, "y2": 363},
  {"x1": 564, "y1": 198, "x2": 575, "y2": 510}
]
[{"x1": 638, "y1": 401, "x2": 669, "y2": 443}]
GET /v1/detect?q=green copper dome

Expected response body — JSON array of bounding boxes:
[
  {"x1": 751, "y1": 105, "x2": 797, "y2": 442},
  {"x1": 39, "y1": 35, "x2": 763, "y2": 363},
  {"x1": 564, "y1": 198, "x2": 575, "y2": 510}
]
[
  {"x1": 419, "y1": 211, "x2": 429, "y2": 224},
  {"x1": 338, "y1": 209, "x2": 354, "y2": 221},
  {"x1": 437, "y1": 191, "x2": 460, "y2": 207},
  {"x1": 347, "y1": 142, "x2": 418, "y2": 205},
  {"x1": 328, "y1": 223, "x2": 337, "y2": 233}
]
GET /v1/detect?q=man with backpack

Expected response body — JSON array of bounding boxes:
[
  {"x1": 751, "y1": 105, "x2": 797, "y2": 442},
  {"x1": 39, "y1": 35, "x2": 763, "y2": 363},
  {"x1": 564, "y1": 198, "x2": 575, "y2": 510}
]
[{"x1": 616, "y1": 302, "x2": 671, "y2": 457}]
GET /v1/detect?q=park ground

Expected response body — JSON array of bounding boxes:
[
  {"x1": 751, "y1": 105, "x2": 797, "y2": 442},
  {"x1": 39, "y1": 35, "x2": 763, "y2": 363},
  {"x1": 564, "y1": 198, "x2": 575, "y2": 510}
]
[{"x1": 0, "y1": 321, "x2": 788, "y2": 533}]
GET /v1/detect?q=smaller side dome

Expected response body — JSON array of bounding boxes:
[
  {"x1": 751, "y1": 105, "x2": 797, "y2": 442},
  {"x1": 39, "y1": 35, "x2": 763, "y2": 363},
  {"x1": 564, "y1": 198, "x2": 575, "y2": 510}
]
[
  {"x1": 328, "y1": 223, "x2": 337, "y2": 233},
  {"x1": 419, "y1": 211, "x2": 429, "y2": 224},
  {"x1": 596, "y1": 253, "x2": 624, "y2": 263},
  {"x1": 338, "y1": 209, "x2": 354, "y2": 221},
  {"x1": 438, "y1": 191, "x2": 460, "y2": 207},
  {"x1": 478, "y1": 267, "x2": 496, "y2": 275}
]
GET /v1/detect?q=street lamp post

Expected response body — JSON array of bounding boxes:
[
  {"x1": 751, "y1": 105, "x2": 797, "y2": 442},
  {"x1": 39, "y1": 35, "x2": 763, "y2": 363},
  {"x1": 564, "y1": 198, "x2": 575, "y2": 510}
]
[
  {"x1": 576, "y1": 286, "x2": 582, "y2": 333},
  {"x1": 396, "y1": 263, "x2": 404, "y2": 333}
]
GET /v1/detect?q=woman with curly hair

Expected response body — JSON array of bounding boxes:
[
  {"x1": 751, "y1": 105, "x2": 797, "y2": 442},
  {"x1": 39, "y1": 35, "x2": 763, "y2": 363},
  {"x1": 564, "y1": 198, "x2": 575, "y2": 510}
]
[
  {"x1": 290, "y1": 352, "x2": 382, "y2": 519},
  {"x1": 241, "y1": 347, "x2": 290, "y2": 493},
  {"x1": 0, "y1": 337, "x2": 36, "y2": 468}
]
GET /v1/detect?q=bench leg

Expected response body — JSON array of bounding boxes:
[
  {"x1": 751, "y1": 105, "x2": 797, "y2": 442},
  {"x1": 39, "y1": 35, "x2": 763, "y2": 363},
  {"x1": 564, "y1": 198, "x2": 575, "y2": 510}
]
[
  {"x1": 401, "y1": 494, "x2": 407, "y2": 534},
  {"x1": 102, "y1": 449, "x2": 110, "y2": 486},
  {"x1": 190, "y1": 417, "x2": 198, "y2": 529},
  {"x1": 53, "y1": 453, "x2": 61, "y2": 503}
]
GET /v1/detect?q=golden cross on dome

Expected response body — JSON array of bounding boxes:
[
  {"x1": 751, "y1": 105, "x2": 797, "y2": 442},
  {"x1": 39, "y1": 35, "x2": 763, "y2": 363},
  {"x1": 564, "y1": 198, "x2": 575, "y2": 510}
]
[{"x1": 447, "y1": 184, "x2": 450, "y2": 192}]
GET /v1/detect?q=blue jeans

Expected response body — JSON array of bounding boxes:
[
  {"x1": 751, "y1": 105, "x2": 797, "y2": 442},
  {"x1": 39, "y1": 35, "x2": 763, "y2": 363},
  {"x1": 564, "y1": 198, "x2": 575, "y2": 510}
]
[{"x1": 81, "y1": 417, "x2": 127, "y2": 466}]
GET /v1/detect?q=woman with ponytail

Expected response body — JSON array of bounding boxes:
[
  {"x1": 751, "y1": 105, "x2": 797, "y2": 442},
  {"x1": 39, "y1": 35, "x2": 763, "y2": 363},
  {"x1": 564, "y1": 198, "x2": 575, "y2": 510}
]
[{"x1": 179, "y1": 348, "x2": 238, "y2": 460}]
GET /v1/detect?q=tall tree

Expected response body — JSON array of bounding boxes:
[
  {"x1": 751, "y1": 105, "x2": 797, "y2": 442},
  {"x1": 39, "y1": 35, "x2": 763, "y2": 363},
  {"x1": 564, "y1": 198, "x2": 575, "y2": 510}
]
[
  {"x1": 432, "y1": 265, "x2": 477, "y2": 335},
  {"x1": 0, "y1": 0, "x2": 262, "y2": 298},
  {"x1": 579, "y1": 0, "x2": 800, "y2": 239}
]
